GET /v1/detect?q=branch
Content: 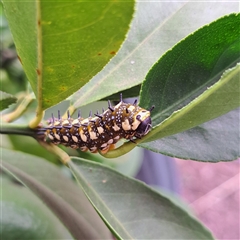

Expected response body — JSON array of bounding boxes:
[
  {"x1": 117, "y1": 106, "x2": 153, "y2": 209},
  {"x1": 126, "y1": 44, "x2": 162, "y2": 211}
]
[{"x1": 0, "y1": 123, "x2": 37, "y2": 137}]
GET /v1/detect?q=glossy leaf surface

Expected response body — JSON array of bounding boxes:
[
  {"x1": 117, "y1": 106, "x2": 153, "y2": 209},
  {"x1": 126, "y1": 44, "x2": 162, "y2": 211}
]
[
  {"x1": 0, "y1": 90, "x2": 16, "y2": 110},
  {"x1": 144, "y1": 62, "x2": 240, "y2": 142},
  {"x1": 70, "y1": 157, "x2": 214, "y2": 239},
  {"x1": 1, "y1": 148, "x2": 112, "y2": 239},
  {"x1": 71, "y1": 2, "x2": 239, "y2": 108},
  {"x1": 1, "y1": 175, "x2": 72, "y2": 239},
  {"x1": 2, "y1": 0, "x2": 134, "y2": 109},
  {"x1": 140, "y1": 13, "x2": 240, "y2": 127},
  {"x1": 141, "y1": 107, "x2": 240, "y2": 161}
]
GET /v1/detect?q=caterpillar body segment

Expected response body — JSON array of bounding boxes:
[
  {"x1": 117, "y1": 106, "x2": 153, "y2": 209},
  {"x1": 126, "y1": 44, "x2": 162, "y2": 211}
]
[{"x1": 39, "y1": 95, "x2": 153, "y2": 154}]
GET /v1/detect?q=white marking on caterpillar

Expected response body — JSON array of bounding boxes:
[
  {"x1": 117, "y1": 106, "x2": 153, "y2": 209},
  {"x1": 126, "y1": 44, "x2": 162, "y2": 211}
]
[
  {"x1": 54, "y1": 133, "x2": 61, "y2": 141},
  {"x1": 72, "y1": 135, "x2": 79, "y2": 143},
  {"x1": 89, "y1": 130, "x2": 98, "y2": 140},
  {"x1": 101, "y1": 143, "x2": 108, "y2": 148},
  {"x1": 63, "y1": 135, "x2": 69, "y2": 142},
  {"x1": 114, "y1": 136, "x2": 120, "y2": 140},
  {"x1": 122, "y1": 119, "x2": 131, "y2": 131},
  {"x1": 112, "y1": 123, "x2": 120, "y2": 131},
  {"x1": 48, "y1": 134, "x2": 54, "y2": 140},
  {"x1": 97, "y1": 126, "x2": 104, "y2": 134},
  {"x1": 80, "y1": 130, "x2": 87, "y2": 142}
]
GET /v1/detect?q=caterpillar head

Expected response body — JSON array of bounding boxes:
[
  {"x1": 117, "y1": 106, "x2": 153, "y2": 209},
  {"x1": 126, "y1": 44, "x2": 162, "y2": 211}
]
[{"x1": 134, "y1": 110, "x2": 152, "y2": 138}]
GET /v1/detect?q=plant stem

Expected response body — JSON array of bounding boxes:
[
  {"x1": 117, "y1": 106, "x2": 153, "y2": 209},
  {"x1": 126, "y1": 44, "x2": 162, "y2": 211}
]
[
  {"x1": 0, "y1": 123, "x2": 36, "y2": 137},
  {"x1": 38, "y1": 141, "x2": 71, "y2": 165}
]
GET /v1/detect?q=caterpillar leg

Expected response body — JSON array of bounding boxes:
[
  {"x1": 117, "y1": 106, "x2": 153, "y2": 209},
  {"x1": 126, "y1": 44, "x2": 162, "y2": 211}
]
[{"x1": 100, "y1": 144, "x2": 115, "y2": 154}]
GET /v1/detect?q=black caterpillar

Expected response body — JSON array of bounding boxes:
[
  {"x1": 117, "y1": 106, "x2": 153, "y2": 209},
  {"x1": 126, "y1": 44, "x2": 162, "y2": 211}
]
[{"x1": 39, "y1": 94, "x2": 153, "y2": 154}]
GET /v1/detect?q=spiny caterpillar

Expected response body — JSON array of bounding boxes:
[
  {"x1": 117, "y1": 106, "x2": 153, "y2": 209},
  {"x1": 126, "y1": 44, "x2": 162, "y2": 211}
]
[{"x1": 39, "y1": 94, "x2": 154, "y2": 154}]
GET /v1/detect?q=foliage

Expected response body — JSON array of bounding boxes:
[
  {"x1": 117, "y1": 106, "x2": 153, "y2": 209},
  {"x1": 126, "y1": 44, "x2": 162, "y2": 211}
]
[
  {"x1": 0, "y1": 91, "x2": 16, "y2": 110},
  {"x1": 1, "y1": 1, "x2": 239, "y2": 239}
]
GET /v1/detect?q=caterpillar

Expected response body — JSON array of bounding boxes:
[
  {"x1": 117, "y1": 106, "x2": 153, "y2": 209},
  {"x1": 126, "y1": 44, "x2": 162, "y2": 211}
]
[{"x1": 39, "y1": 94, "x2": 154, "y2": 154}]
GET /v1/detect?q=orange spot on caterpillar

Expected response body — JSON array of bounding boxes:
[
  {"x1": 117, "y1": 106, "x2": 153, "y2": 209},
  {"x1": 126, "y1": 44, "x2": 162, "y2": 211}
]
[
  {"x1": 38, "y1": 20, "x2": 41, "y2": 26},
  {"x1": 98, "y1": 53, "x2": 102, "y2": 56},
  {"x1": 110, "y1": 51, "x2": 116, "y2": 55}
]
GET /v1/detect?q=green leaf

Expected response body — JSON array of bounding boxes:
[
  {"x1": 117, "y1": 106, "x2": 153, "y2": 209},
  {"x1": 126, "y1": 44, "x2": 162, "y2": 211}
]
[
  {"x1": 1, "y1": 175, "x2": 72, "y2": 239},
  {"x1": 0, "y1": 148, "x2": 112, "y2": 239},
  {"x1": 144, "y1": 62, "x2": 240, "y2": 143},
  {"x1": 69, "y1": 157, "x2": 214, "y2": 239},
  {"x1": 70, "y1": 2, "x2": 239, "y2": 108},
  {"x1": 141, "y1": 13, "x2": 240, "y2": 125},
  {"x1": 0, "y1": 90, "x2": 17, "y2": 110},
  {"x1": 139, "y1": 14, "x2": 240, "y2": 139},
  {"x1": 141, "y1": 107, "x2": 240, "y2": 161},
  {"x1": 2, "y1": 0, "x2": 134, "y2": 109},
  {"x1": 8, "y1": 135, "x2": 59, "y2": 164},
  {"x1": 101, "y1": 85, "x2": 141, "y2": 101}
]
